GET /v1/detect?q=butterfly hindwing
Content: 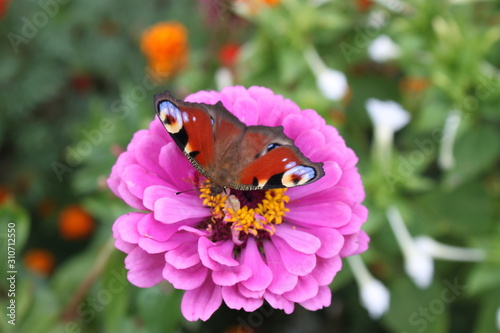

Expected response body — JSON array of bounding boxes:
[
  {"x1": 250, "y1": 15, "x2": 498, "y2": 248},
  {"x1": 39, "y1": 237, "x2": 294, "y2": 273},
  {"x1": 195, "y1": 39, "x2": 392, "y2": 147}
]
[{"x1": 234, "y1": 127, "x2": 325, "y2": 190}]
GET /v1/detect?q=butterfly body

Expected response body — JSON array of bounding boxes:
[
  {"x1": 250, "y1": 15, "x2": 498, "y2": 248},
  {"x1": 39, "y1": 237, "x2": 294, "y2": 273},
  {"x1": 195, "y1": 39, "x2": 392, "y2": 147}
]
[{"x1": 154, "y1": 91, "x2": 325, "y2": 194}]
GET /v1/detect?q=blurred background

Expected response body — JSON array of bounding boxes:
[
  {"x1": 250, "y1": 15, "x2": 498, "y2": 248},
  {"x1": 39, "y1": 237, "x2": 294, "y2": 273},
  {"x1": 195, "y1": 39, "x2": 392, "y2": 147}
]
[{"x1": 1, "y1": 0, "x2": 500, "y2": 332}]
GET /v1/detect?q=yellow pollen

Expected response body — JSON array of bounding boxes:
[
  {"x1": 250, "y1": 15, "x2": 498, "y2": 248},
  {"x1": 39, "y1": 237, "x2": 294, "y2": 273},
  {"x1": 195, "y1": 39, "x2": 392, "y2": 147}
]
[{"x1": 199, "y1": 185, "x2": 290, "y2": 236}]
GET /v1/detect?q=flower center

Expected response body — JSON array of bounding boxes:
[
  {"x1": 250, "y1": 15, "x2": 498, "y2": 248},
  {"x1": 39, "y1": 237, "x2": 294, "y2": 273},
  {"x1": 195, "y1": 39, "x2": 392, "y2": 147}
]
[{"x1": 199, "y1": 181, "x2": 290, "y2": 245}]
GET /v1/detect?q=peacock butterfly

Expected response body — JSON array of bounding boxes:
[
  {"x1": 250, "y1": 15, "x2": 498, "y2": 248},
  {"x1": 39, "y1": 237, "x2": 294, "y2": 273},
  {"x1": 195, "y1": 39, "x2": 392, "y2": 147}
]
[{"x1": 154, "y1": 91, "x2": 325, "y2": 194}]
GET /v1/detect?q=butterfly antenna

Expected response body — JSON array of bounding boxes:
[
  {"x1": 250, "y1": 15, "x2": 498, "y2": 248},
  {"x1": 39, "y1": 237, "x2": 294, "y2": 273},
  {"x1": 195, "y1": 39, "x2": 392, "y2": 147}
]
[
  {"x1": 175, "y1": 188, "x2": 201, "y2": 195},
  {"x1": 175, "y1": 181, "x2": 212, "y2": 195}
]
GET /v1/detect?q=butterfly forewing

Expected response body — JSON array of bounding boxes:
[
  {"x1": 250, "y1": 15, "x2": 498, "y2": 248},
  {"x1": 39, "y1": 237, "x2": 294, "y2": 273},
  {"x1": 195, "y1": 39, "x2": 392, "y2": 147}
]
[{"x1": 155, "y1": 92, "x2": 216, "y2": 178}]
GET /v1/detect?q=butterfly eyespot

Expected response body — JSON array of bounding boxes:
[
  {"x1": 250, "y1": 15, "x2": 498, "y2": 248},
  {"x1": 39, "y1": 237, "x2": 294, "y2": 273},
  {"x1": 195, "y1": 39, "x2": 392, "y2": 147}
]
[
  {"x1": 158, "y1": 101, "x2": 183, "y2": 134},
  {"x1": 281, "y1": 165, "x2": 317, "y2": 187},
  {"x1": 210, "y1": 117, "x2": 215, "y2": 126},
  {"x1": 267, "y1": 143, "x2": 281, "y2": 151}
]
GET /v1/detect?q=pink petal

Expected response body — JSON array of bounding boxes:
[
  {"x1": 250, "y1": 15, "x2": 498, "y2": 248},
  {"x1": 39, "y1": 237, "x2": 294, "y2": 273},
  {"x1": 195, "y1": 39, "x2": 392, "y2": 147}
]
[
  {"x1": 125, "y1": 247, "x2": 164, "y2": 288},
  {"x1": 181, "y1": 278, "x2": 223, "y2": 321},
  {"x1": 133, "y1": 133, "x2": 168, "y2": 179},
  {"x1": 302, "y1": 109, "x2": 326, "y2": 130},
  {"x1": 232, "y1": 97, "x2": 259, "y2": 126},
  {"x1": 271, "y1": 236, "x2": 316, "y2": 276},
  {"x1": 286, "y1": 200, "x2": 352, "y2": 228},
  {"x1": 237, "y1": 284, "x2": 265, "y2": 299},
  {"x1": 199, "y1": 238, "x2": 238, "y2": 270},
  {"x1": 264, "y1": 291, "x2": 295, "y2": 314},
  {"x1": 208, "y1": 240, "x2": 239, "y2": 266},
  {"x1": 112, "y1": 212, "x2": 143, "y2": 244},
  {"x1": 142, "y1": 185, "x2": 181, "y2": 211},
  {"x1": 351, "y1": 230, "x2": 370, "y2": 255},
  {"x1": 107, "y1": 151, "x2": 137, "y2": 197},
  {"x1": 283, "y1": 275, "x2": 319, "y2": 303},
  {"x1": 198, "y1": 237, "x2": 220, "y2": 270},
  {"x1": 311, "y1": 256, "x2": 342, "y2": 286},
  {"x1": 154, "y1": 195, "x2": 208, "y2": 224},
  {"x1": 222, "y1": 285, "x2": 264, "y2": 311},
  {"x1": 165, "y1": 242, "x2": 201, "y2": 269},
  {"x1": 162, "y1": 262, "x2": 208, "y2": 290},
  {"x1": 294, "y1": 129, "x2": 326, "y2": 157},
  {"x1": 137, "y1": 213, "x2": 184, "y2": 242},
  {"x1": 282, "y1": 114, "x2": 310, "y2": 140},
  {"x1": 158, "y1": 143, "x2": 199, "y2": 191},
  {"x1": 122, "y1": 164, "x2": 169, "y2": 200},
  {"x1": 337, "y1": 204, "x2": 368, "y2": 234},
  {"x1": 274, "y1": 225, "x2": 321, "y2": 254},
  {"x1": 299, "y1": 285, "x2": 332, "y2": 311},
  {"x1": 212, "y1": 264, "x2": 252, "y2": 286},
  {"x1": 337, "y1": 168, "x2": 365, "y2": 202},
  {"x1": 339, "y1": 231, "x2": 370, "y2": 257},
  {"x1": 117, "y1": 182, "x2": 147, "y2": 210},
  {"x1": 240, "y1": 237, "x2": 273, "y2": 292},
  {"x1": 262, "y1": 241, "x2": 298, "y2": 294},
  {"x1": 138, "y1": 237, "x2": 176, "y2": 254},
  {"x1": 304, "y1": 227, "x2": 344, "y2": 258},
  {"x1": 114, "y1": 238, "x2": 135, "y2": 254}
]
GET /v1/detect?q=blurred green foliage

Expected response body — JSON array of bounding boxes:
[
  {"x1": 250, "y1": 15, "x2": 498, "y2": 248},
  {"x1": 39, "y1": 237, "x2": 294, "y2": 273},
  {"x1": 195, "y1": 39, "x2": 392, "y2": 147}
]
[{"x1": 0, "y1": 0, "x2": 499, "y2": 332}]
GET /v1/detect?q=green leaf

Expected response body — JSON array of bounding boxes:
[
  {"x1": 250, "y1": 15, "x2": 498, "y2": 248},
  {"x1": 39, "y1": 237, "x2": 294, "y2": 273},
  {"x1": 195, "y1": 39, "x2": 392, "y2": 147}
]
[
  {"x1": 414, "y1": 181, "x2": 493, "y2": 236},
  {"x1": 18, "y1": 280, "x2": 60, "y2": 333},
  {"x1": 444, "y1": 125, "x2": 500, "y2": 188},
  {"x1": 384, "y1": 278, "x2": 449, "y2": 333},
  {"x1": 137, "y1": 284, "x2": 184, "y2": 333},
  {"x1": 466, "y1": 263, "x2": 500, "y2": 296},
  {"x1": 0, "y1": 202, "x2": 31, "y2": 255},
  {"x1": 102, "y1": 250, "x2": 129, "y2": 332},
  {"x1": 473, "y1": 289, "x2": 500, "y2": 333}
]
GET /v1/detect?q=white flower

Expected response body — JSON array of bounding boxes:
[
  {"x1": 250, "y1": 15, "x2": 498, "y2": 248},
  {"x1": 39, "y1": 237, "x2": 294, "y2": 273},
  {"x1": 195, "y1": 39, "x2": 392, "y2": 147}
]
[
  {"x1": 316, "y1": 68, "x2": 349, "y2": 101},
  {"x1": 215, "y1": 67, "x2": 234, "y2": 91},
  {"x1": 304, "y1": 47, "x2": 349, "y2": 101},
  {"x1": 366, "y1": 99, "x2": 410, "y2": 131},
  {"x1": 366, "y1": 99, "x2": 410, "y2": 165},
  {"x1": 414, "y1": 236, "x2": 486, "y2": 262},
  {"x1": 348, "y1": 256, "x2": 390, "y2": 319},
  {"x1": 368, "y1": 35, "x2": 401, "y2": 63},
  {"x1": 496, "y1": 306, "x2": 500, "y2": 330},
  {"x1": 386, "y1": 206, "x2": 434, "y2": 289},
  {"x1": 438, "y1": 110, "x2": 461, "y2": 170}
]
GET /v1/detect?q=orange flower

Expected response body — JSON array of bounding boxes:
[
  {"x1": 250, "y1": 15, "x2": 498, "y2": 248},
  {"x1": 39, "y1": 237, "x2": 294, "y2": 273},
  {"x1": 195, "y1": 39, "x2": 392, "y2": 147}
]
[
  {"x1": 356, "y1": 0, "x2": 374, "y2": 12},
  {"x1": 0, "y1": 0, "x2": 9, "y2": 19},
  {"x1": 233, "y1": 0, "x2": 280, "y2": 16},
  {"x1": 37, "y1": 198, "x2": 56, "y2": 218},
  {"x1": 218, "y1": 43, "x2": 240, "y2": 67},
  {"x1": 225, "y1": 325, "x2": 254, "y2": 333},
  {"x1": 140, "y1": 22, "x2": 188, "y2": 78},
  {"x1": 0, "y1": 186, "x2": 13, "y2": 204},
  {"x1": 262, "y1": 0, "x2": 280, "y2": 5},
  {"x1": 24, "y1": 248, "x2": 55, "y2": 276},
  {"x1": 400, "y1": 76, "x2": 429, "y2": 94},
  {"x1": 58, "y1": 205, "x2": 94, "y2": 240}
]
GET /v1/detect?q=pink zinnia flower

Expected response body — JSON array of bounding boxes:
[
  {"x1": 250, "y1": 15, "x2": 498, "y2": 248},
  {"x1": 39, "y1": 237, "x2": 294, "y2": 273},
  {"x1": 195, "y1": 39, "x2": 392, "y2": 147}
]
[{"x1": 107, "y1": 86, "x2": 369, "y2": 321}]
